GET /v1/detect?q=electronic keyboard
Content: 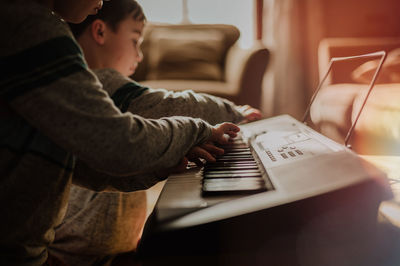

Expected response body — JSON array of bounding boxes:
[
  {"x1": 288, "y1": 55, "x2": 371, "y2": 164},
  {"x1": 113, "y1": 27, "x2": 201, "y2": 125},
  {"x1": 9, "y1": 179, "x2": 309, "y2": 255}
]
[
  {"x1": 138, "y1": 52, "x2": 392, "y2": 265},
  {"x1": 138, "y1": 115, "x2": 392, "y2": 266}
]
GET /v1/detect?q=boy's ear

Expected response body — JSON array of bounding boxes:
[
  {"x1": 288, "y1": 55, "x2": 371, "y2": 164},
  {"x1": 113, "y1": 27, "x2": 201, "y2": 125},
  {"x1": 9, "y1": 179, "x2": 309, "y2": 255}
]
[{"x1": 91, "y1": 19, "x2": 107, "y2": 45}]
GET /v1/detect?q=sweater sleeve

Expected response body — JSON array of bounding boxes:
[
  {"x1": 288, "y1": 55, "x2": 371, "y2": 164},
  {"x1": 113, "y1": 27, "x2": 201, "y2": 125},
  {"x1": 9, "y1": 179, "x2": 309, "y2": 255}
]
[
  {"x1": 72, "y1": 160, "x2": 165, "y2": 192},
  {"x1": 1, "y1": 22, "x2": 213, "y2": 176},
  {"x1": 94, "y1": 69, "x2": 245, "y2": 125}
]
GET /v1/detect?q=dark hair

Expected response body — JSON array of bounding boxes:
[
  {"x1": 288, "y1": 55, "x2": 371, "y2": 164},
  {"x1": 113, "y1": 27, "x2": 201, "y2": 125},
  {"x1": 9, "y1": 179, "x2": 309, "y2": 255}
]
[{"x1": 69, "y1": 0, "x2": 146, "y2": 38}]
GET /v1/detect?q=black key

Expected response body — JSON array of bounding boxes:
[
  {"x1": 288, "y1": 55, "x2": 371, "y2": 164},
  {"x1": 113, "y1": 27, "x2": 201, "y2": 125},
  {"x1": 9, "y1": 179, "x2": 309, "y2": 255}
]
[
  {"x1": 204, "y1": 173, "x2": 262, "y2": 179},
  {"x1": 215, "y1": 157, "x2": 256, "y2": 162},
  {"x1": 218, "y1": 155, "x2": 254, "y2": 159},
  {"x1": 224, "y1": 151, "x2": 253, "y2": 156},
  {"x1": 207, "y1": 161, "x2": 257, "y2": 166},
  {"x1": 205, "y1": 165, "x2": 259, "y2": 171},
  {"x1": 223, "y1": 148, "x2": 251, "y2": 152},
  {"x1": 204, "y1": 169, "x2": 261, "y2": 176}
]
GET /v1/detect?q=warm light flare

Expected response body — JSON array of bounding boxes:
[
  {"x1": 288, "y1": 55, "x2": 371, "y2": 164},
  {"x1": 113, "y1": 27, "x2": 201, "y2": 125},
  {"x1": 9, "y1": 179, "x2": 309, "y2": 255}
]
[{"x1": 352, "y1": 85, "x2": 400, "y2": 155}]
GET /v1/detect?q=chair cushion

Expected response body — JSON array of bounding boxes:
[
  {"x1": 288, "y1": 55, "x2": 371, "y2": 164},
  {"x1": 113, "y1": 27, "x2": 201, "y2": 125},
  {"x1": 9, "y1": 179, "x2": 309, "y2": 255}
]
[
  {"x1": 351, "y1": 48, "x2": 400, "y2": 84},
  {"x1": 310, "y1": 84, "x2": 367, "y2": 142},
  {"x1": 146, "y1": 28, "x2": 225, "y2": 81},
  {"x1": 132, "y1": 23, "x2": 240, "y2": 82}
]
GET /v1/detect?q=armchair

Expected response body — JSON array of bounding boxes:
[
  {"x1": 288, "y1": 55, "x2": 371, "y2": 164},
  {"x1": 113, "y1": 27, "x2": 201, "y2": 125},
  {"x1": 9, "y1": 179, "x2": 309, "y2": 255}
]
[
  {"x1": 131, "y1": 23, "x2": 270, "y2": 109},
  {"x1": 311, "y1": 37, "x2": 400, "y2": 155}
]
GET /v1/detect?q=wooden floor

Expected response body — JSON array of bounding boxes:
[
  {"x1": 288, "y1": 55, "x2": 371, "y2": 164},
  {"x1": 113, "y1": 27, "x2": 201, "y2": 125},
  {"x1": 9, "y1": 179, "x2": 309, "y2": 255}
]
[{"x1": 108, "y1": 181, "x2": 166, "y2": 266}]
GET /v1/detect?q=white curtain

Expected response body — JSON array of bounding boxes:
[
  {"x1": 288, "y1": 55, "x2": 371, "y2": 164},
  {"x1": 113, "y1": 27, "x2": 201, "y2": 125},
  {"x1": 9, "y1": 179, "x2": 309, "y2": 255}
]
[{"x1": 261, "y1": 0, "x2": 310, "y2": 119}]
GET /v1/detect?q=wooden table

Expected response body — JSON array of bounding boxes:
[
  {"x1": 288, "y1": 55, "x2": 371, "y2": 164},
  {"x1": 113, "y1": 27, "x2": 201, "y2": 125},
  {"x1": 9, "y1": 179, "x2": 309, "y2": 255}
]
[{"x1": 362, "y1": 155, "x2": 400, "y2": 228}]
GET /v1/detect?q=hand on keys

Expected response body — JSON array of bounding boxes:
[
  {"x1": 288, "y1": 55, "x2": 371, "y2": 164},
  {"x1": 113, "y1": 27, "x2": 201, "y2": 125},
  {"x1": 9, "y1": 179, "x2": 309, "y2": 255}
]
[
  {"x1": 187, "y1": 122, "x2": 240, "y2": 167},
  {"x1": 236, "y1": 105, "x2": 262, "y2": 123},
  {"x1": 160, "y1": 123, "x2": 240, "y2": 174}
]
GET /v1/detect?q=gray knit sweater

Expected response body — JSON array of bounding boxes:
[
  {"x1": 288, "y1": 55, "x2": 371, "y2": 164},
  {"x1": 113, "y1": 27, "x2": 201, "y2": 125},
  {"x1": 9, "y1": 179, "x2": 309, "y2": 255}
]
[
  {"x1": 49, "y1": 70, "x2": 245, "y2": 265},
  {"x1": 0, "y1": 1, "x2": 216, "y2": 265},
  {"x1": 95, "y1": 68, "x2": 245, "y2": 126}
]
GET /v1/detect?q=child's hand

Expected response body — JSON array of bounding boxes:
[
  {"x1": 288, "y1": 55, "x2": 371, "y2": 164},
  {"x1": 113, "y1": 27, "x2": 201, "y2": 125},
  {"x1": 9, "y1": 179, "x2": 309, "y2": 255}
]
[
  {"x1": 186, "y1": 142, "x2": 225, "y2": 166},
  {"x1": 185, "y1": 123, "x2": 239, "y2": 166},
  {"x1": 209, "y1": 122, "x2": 240, "y2": 145},
  {"x1": 237, "y1": 105, "x2": 262, "y2": 123}
]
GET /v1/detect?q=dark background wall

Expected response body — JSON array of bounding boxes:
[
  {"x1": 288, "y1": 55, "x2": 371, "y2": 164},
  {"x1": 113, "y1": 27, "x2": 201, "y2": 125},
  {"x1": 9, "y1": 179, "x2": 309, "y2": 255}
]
[
  {"x1": 260, "y1": 0, "x2": 400, "y2": 117},
  {"x1": 321, "y1": 0, "x2": 400, "y2": 38},
  {"x1": 304, "y1": 0, "x2": 400, "y2": 96}
]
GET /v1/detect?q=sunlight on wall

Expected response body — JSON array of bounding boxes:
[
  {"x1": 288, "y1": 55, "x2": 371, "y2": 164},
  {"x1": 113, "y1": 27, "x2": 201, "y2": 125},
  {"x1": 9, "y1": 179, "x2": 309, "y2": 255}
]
[
  {"x1": 138, "y1": 0, "x2": 183, "y2": 24},
  {"x1": 137, "y1": 0, "x2": 254, "y2": 48}
]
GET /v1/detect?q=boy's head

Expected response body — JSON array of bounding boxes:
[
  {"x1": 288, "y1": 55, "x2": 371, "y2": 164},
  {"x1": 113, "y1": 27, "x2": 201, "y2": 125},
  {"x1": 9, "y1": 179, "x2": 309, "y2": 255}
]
[
  {"x1": 69, "y1": 0, "x2": 146, "y2": 76},
  {"x1": 52, "y1": 0, "x2": 108, "y2": 23}
]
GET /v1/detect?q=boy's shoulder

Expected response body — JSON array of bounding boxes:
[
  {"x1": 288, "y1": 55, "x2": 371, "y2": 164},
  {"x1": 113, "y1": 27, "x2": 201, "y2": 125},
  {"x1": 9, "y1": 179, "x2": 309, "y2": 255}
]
[
  {"x1": 0, "y1": 1, "x2": 76, "y2": 57},
  {"x1": 93, "y1": 69, "x2": 145, "y2": 96}
]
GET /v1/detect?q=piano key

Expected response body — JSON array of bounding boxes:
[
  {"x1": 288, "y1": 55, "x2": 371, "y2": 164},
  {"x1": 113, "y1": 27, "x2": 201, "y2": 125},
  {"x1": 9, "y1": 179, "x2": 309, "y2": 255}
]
[
  {"x1": 214, "y1": 160, "x2": 256, "y2": 164},
  {"x1": 219, "y1": 144, "x2": 249, "y2": 149},
  {"x1": 223, "y1": 151, "x2": 253, "y2": 156},
  {"x1": 206, "y1": 162, "x2": 258, "y2": 167},
  {"x1": 204, "y1": 169, "x2": 261, "y2": 176},
  {"x1": 204, "y1": 177, "x2": 264, "y2": 184},
  {"x1": 203, "y1": 179, "x2": 266, "y2": 192},
  {"x1": 205, "y1": 165, "x2": 260, "y2": 171},
  {"x1": 204, "y1": 173, "x2": 262, "y2": 179},
  {"x1": 219, "y1": 160, "x2": 255, "y2": 164},
  {"x1": 202, "y1": 135, "x2": 268, "y2": 195},
  {"x1": 218, "y1": 155, "x2": 254, "y2": 159},
  {"x1": 222, "y1": 148, "x2": 251, "y2": 152},
  {"x1": 216, "y1": 156, "x2": 254, "y2": 161}
]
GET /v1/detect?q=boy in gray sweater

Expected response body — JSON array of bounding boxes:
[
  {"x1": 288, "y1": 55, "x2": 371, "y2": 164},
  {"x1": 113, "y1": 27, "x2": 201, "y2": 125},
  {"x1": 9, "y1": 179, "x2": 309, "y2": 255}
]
[
  {"x1": 49, "y1": 0, "x2": 262, "y2": 265},
  {"x1": 0, "y1": 0, "x2": 240, "y2": 265}
]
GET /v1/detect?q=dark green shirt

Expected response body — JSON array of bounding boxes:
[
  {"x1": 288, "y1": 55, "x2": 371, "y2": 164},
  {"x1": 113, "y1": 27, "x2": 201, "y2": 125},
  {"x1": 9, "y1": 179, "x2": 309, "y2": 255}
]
[{"x1": 0, "y1": 1, "x2": 214, "y2": 265}]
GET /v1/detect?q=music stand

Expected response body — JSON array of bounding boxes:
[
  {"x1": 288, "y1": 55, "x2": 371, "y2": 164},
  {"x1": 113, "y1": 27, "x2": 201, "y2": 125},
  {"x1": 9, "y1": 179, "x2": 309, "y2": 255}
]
[{"x1": 302, "y1": 51, "x2": 387, "y2": 148}]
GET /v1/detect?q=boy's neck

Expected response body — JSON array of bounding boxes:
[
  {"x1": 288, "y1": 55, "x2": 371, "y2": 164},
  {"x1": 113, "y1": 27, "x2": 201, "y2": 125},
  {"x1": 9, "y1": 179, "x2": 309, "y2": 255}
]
[{"x1": 77, "y1": 35, "x2": 103, "y2": 70}]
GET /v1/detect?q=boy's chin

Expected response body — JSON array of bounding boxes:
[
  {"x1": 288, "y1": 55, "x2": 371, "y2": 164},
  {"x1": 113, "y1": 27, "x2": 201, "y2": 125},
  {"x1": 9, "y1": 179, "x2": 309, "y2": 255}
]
[
  {"x1": 114, "y1": 66, "x2": 135, "y2": 77},
  {"x1": 127, "y1": 68, "x2": 135, "y2": 77}
]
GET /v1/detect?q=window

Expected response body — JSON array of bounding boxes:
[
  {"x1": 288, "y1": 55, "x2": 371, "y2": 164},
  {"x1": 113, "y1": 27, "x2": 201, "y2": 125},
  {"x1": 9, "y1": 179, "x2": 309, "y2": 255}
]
[{"x1": 137, "y1": 0, "x2": 255, "y2": 48}]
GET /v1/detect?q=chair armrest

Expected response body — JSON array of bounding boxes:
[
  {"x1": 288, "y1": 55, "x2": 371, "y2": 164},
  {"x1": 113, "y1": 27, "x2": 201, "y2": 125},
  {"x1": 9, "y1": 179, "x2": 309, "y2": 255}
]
[
  {"x1": 318, "y1": 37, "x2": 400, "y2": 84},
  {"x1": 224, "y1": 42, "x2": 270, "y2": 108}
]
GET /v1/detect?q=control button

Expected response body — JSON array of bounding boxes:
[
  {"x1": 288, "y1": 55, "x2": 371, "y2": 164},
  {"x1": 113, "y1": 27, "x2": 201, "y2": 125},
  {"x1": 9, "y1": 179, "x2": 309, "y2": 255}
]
[
  {"x1": 281, "y1": 153, "x2": 288, "y2": 159},
  {"x1": 289, "y1": 133, "x2": 309, "y2": 142},
  {"x1": 288, "y1": 151, "x2": 296, "y2": 157},
  {"x1": 282, "y1": 146, "x2": 288, "y2": 149},
  {"x1": 278, "y1": 149, "x2": 284, "y2": 152},
  {"x1": 290, "y1": 146, "x2": 296, "y2": 149},
  {"x1": 295, "y1": 150, "x2": 303, "y2": 155},
  {"x1": 266, "y1": 150, "x2": 277, "y2": 162}
]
